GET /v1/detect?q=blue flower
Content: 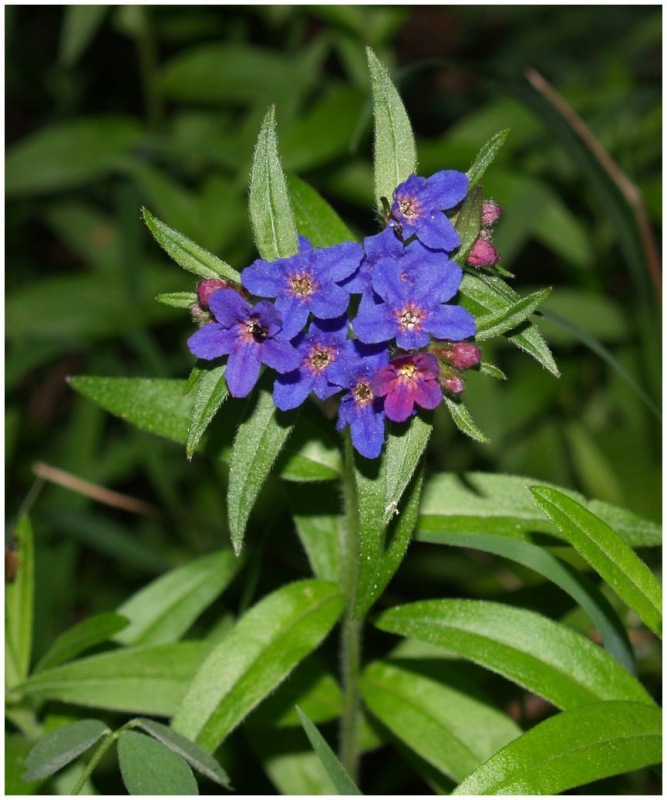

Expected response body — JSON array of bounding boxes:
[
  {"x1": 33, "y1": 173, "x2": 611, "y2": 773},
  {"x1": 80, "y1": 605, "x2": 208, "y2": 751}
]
[
  {"x1": 341, "y1": 226, "x2": 403, "y2": 295},
  {"x1": 390, "y1": 171, "x2": 468, "y2": 251},
  {"x1": 241, "y1": 241, "x2": 363, "y2": 339},
  {"x1": 352, "y1": 255, "x2": 476, "y2": 350},
  {"x1": 273, "y1": 316, "x2": 352, "y2": 411},
  {"x1": 328, "y1": 342, "x2": 389, "y2": 459},
  {"x1": 188, "y1": 290, "x2": 300, "y2": 398}
]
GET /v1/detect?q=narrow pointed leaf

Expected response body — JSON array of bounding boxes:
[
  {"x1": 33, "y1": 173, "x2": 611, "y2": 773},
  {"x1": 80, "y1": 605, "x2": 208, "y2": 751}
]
[
  {"x1": 59, "y1": 6, "x2": 109, "y2": 67},
  {"x1": 135, "y1": 718, "x2": 231, "y2": 789},
  {"x1": 35, "y1": 613, "x2": 129, "y2": 673},
  {"x1": 374, "y1": 600, "x2": 654, "y2": 709},
  {"x1": 5, "y1": 516, "x2": 34, "y2": 688},
  {"x1": 286, "y1": 174, "x2": 354, "y2": 247},
  {"x1": 479, "y1": 362, "x2": 507, "y2": 380},
  {"x1": 444, "y1": 397, "x2": 491, "y2": 444},
  {"x1": 118, "y1": 730, "x2": 198, "y2": 795},
  {"x1": 475, "y1": 287, "x2": 552, "y2": 341},
  {"x1": 452, "y1": 701, "x2": 662, "y2": 795},
  {"x1": 293, "y1": 511, "x2": 343, "y2": 584},
  {"x1": 142, "y1": 208, "x2": 238, "y2": 281},
  {"x1": 172, "y1": 580, "x2": 345, "y2": 752},
  {"x1": 249, "y1": 106, "x2": 299, "y2": 261},
  {"x1": 296, "y1": 707, "x2": 362, "y2": 795},
  {"x1": 22, "y1": 720, "x2": 110, "y2": 782},
  {"x1": 453, "y1": 186, "x2": 483, "y2": 265},
  {"x1": 531, "y1": 486, "x2": 662, "y2": 637},
  {"x1": 466, "y1": 129, "x2": 511, "y2": 188},
  {"x1": 186, "y1": 364, "x2": 228, "y2": 459},
  {"x1": 115, "y1": 550, "x2": 242, "y2": 647},
  {"x1": 367, "y1": 47, "x2": 417, "y2": 213},
  {"x1": 156, "y1": 291, "x2": 197, "y2": 309},
  {"x1": 361, "y1": 660, "x2": 521, "y2": 783}
]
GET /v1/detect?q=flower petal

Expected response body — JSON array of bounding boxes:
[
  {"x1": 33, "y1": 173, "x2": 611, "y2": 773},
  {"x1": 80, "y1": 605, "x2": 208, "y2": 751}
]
[
  {"x1": 421, "y1": 170, "x2": 469, "y2": 210},
  {"x1": 412, "y1": 261, "x2": 463, "y2": 306},
  {"x1": 413, "y1": 378, "x2": 443, "y2": 411},
  {"x1": 273, "y1": 369, "x2": 313, "y2": 410},
  {"x1": 187, "y1": 323, "x2": 236, "y2": 360},
  {"x1": 364, "y1": 226, "x2": 403, "y2": 260},
  {"x1": 350, "y1": 404, "x2": 386, "y2": 459},
  {"x1": 309, "y1": 284, "x2": 351, "y2": 320},
  {"x1": 208, "y1": 290, "x2": 249, "y2": 326},
  {"x1": 260, "y1": 337, "x2": 302, "y2": 373},
  {"x1": 384, "y1": 381, "x2": 415, "y2": 423},
  {"x1": 314, "y1": 241, "x2": 364, "y2": 283},
  {"x1": 424, "y1": 305, "x2": 477, "y2": 341},
  {"x1": 352, "y1": 298, "x2": 395, "y2": 344},
  {"x1": 275, "y1": 296, "x2": 310, "y2": 339},
  {"x1": 417, "y1": 213, "x2": 461, "y2": 252},
  {"x1": 226, "y1": 342, "x2": 261, "y2": 397},
  {"x1": 395, "y1": 328, "x2": 430, "y2": 350},
  {"x1": 371, "y1": 258, "x2": 411, "y2": 306},
  {"x1": 241, "y1": 258, "x2": 287, "y2": 298}
]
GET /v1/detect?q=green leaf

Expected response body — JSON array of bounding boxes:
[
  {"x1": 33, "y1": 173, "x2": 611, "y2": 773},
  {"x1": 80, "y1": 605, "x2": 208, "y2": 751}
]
[
  {"x1": 352, "y1": 417, "x2": 431, "y2": 618},
  {"x1": 156, "y1": 291, "x2": 197, "y2": 309},
  {"x1": 475, "y1": 287, "x2": 552, "y2": 341},
  {"x1": 466, "y1": 129, "x2": 511, "y2": 189},
  {"x1": 68, "y1": 377, "x2": 341, "y2": 482},
  {"x1": 286, "y1": 174, "x2": 355, "y2": 247},
  {"x1": 186, "y1": 364, "x2": 228, "y2": 459},
  {"x1": 418, "y1": 530, "x2": 635, "y2": 674},
  {"x1": 118, "y1": 730, "x2": 198, "y2": 795},
  {"x1": 293, "y1": 509, "x2": 343, "y2": 584},
  {"x1": 248, "y1": 106, "x2": 299, "y2": 261},
  {"x1": 443, "y1": 397, "x2": 491, "y2": 444},
  {"x1": 22, "y1": 720, "x2": 110, "y2": 782},
  {"x1": 135, "y1": 719, "x2": 231, "y2": 789},
  {"x1": 452, "y1": 701, "x2": 662, "y2": 795},
  {"x1": 296, "y1": 707, "x2": 362, "y2": 795},
  {"x1": 6, "y1": 516, "x2": 34, "y2": 687},
  {"x1": 374, "y1": 600, "x2": 654, "y2": 710},
  {"x1": 142, "y1": 208, "x2": 239, "y2": 282},
  {"x1": 453, "y1": 186, "x2": 483, "y2": 265},
  {"x1": 172, "y1": 580, "x2": 345, "y2": 752},
  {"x1": 115, "y1": 550, "x2": 242, "y2": 647},
  {"x1": 6, "y1": 116, "x2": 144, "y2": 196},
  {"x1": 367, "y1": 47, "x2": 417, "y2": 213},
  {"x1": 531, "y1": 487, "x2": 662, "y2": 637},
  {"x1": 479, "y1": 362, "x2": 507, "y2": 380},
  {"x1": 35, "y1": 613, "x2": 129, "y2": 673},
  {"x1": 361, "y1": 660, "x2": 520, "y2": 783},
  {"x1": 418, "y1": 472, "x2": 662, "y2": 549},
  {"x1": 59, "y1": 5, "x2": 108, "y2": 67},
  {"x1": 228, "y1": 382, "x2": 297, "y2": 554},
  {"x1": 17, "y1": 642, "x2": 213, "y2": 716}
]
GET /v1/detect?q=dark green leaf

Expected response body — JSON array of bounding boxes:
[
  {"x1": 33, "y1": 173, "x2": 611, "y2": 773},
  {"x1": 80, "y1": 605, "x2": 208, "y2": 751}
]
[
  {"x1": 59, "y1": 6, "x2": 108, "y2": 67},
  {"x1": 453, "y1": 186, "x2": 483, "y2": 265},
  {"x1": 118, "y1": 730, "x2": 198, "y2": 795},
  {"x1": 6, "y1": 516, "x2": 34, "y2": 687},
  {"x1": 531, "y1": 487, "x2": 662, "y2": 637},
  {"x1": 466, "y1": 129, "x2": 511, "y2": 189},
  {"x1": 475, "y1": 287, "x2": 552, "y2": 341},
  {"x1": 35, "y1": 613, "x2": 129, "y2": 673},
  {"x1": 135, "y1": 719, "x2": 231, "y2": 789},
  {"x1": 292, "y1": 508, "x2": 343, "y2": 584},
  {"x1": 187, "y1": 365, "x2": 228, "y2": 459},
  {"x1": 367, "y1": 47, "x2": 417, "y2": 213},
  {"x1": 156, "y1": 291, "x2": 197, "y2": 309},
  {"x1": 115, "y1": 550, "x2": 242, "y2": 647},
  {"x1": 248, "y1": 106, "x2": 299, "y2": 261},
  {"x1": 452, "y1": 701, "x2": 662, "y2": 795},
  {"x1": 443, "y1": 397, "x2": 491, "y2": 444},
  {"x1": 18, "y1": 642, "x2": 213, "y2": 716},
  {"x1": 142, "y1": 207, "x2": 239, "y2": 282},
  {"x1": 22, "y1": 720, "x2": 110, "y2": 782},
  {"x1": 172, "y1": 580, "x2": 345, "y2": 752},
  {"x1": 296, "y1": 707, "x2": 362, "y2": 795},
  {"x1": 374, "y1": 600, "x2": 654, "y2": 709},
  {"x1": 286, "y1": 174, "x2": 355, "y2": 247}
]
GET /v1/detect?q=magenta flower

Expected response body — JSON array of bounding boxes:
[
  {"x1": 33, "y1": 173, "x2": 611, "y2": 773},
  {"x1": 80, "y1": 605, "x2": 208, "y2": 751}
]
[{"x1": 371, "y1": 352, "x2": 443, "y2": 422}]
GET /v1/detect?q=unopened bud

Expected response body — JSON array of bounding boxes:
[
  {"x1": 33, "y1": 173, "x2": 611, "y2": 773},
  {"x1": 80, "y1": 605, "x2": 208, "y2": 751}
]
[
  {"x1": 191, "y1": 305, "x2": 212, "y2": 326},
  {"x1": 441, "y1": 373, "x2": 466, "y2": 396},
  {"x1": 196, "y1": 278, "x2": 246, "y2": 308},
  {"x1": 467, "y1": 238, "x2": 500, "y2": 268},
  {"x1": 481, "y1": 200, "x2": 503, "y2": 227},
  {"x1": 448, "y1": 342, "x2": 481, "y2": 370}
]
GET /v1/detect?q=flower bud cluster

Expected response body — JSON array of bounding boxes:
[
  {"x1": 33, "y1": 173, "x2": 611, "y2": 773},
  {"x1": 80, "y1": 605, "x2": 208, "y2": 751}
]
[{"x1": 467, "y1": 199, "x2": 503, "y2": 268}]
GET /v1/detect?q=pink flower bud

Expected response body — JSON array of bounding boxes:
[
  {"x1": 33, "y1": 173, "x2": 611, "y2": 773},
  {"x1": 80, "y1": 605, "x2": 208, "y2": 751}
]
[
  {"x1": 448, "y1": 342, "x2": 481, "y2": 370},
  {"x1": 467, "y1": 238, "x2": 500, "y2": 268},
  {"x1": 481, "y1": 200, "x2": 503, "y2": 227},
  {"x1": 441, "y1": 373, "x2": 465, "y2": 396},
  {"x1": 196, "y1": 278, "x2": 246, "y2": 308}
]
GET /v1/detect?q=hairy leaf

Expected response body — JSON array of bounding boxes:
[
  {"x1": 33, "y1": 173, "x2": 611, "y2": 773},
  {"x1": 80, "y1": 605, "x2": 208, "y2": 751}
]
[
  {"x1": 297, "y1": 707, "x2": 362, "y2": 795},
  {"x1": 443, "y1": 397, "x2": 491, "y2": 444},
  {"x1": 186, "y1": 364, "x2": 228, "y2": 459},
  {"x1": 453, "y1": 186, "x2": 483, "y2": 265},
  {"x1": 118, "y1": 731, "x2": 198, "y2": 795},
  {"x1": 287, "y1": 174, "x2": 355, "y2": 247},
  {"x1": 466, "y1": 129, "x2": 511, "y2": 188},
  {"x1": 475, "y1": 287, "x2": 552, "y2": 341},
  {"x1": 156, "y1": 291, "x2": 197, "y2": 309},
  {"x1": 35, "y1": 613, "x2": 129, "y2": 673},
  {"x1": 22, "y1": 720, "x2": 110, "y2": 782}
]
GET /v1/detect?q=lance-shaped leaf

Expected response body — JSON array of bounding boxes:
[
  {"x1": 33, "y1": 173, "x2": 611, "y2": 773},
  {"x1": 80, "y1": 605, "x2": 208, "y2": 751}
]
[
  {"x1": 35, "y1": 612, "x2": 129, "y2": 673},
  {"x1": 531, "y1": 487, "x2": 662, "y2": 637},
  {"x1": 443, "y1": 397, "x2": 490, "y2": 444},
  {"x1": 22, "y1": 720, "x2": 110, "y2": 782},
  {"x1": 186, "y1": 364, "x2": 228, "y2": 459},
  {"x1": 374, "y1": 600, "x2": 654, "y2": 710},
  {"x1": 227, "y1": 382, "x2": 297, "y2": 554},
  {"x1": 452, "y1": 701, "x2": 662, "y2": 795},
  {"x1": 59, "y1": 5, "x2": 109, "y2": 67},
  {"x1": 172, "y1": 580, "x2": 345, "y2": 752},
  {"x1": 286, "y1": 174, "x2": 354, "y2": 247},
  {"x1": 17, "y1": 642, "x2": 213, "y2": 716},
  {"x1": 466, "y1": 129, "x2": 511, "y2": 189},
  {"x1": 367, "y1": 47, "x2": 417, "y2": 213},
  {"x1": 142, "y1": 208, "x2": 239, "y2": 282},
  {"x1": 115, "y1": 549, "x2": 242, "y2": 647},
  {"x1": 296, "y1": 707, "x2": 362, "y2": 795},
  {"x1": 6, "y1": 516, "x2": 34, "y2": 688},
  {"x1": 418, "y1": 471, "x2": 661, "y2": 548},
  {"x1": 156, "y1": 291, "x2": 198, "y2": 309},
  {"x1": 118, "y1": 730, "x2": 199, "y2": 795},
  {"x1": 361, "y1": 660, "x2": 521, "y2": 783},
  {"x1": 475, "y1": 287, "x2": 552, "y2": 341},
  {"x1": 453, "y1": 186, "x2": 483, "y2": 265},
  {"x1": 249, "y1": 106, "x2": 299, "y2": 261},
  {"x1": 352, "y1": 417, "x2": 431, "y2": 618}
]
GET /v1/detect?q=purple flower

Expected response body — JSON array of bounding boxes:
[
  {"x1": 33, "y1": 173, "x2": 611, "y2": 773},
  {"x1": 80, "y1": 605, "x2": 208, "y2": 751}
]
[
  {"x1": 371, "y1": 353, "x2": 442, "y2": 423},
  {"x1": 390, "y1": 171, "x2": 468, "y2": 251},
  {"x1": 352, "y1": 256, "x2": 476, "y2": 350},
  {"x1": 187, "y1": 291, "x2": 300, "y2": 398},
  {"x1": 241, "y1": 241, "x2": 363, "y2": 339},
  {"x1": 328, "y1": 342, "x2": 389, "y2": 459},
  {"x1": 341, "y1": 226, "x2": 403, "y2": 295},
  {"x1": 273, "y1": 316, "x2": 351, "y2": 411}
]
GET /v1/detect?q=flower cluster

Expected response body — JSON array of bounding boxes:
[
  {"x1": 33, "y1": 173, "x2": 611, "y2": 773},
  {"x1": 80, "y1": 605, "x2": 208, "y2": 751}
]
[{"x1": 188, "y1": 170, "x2": 485, "y2": 459}]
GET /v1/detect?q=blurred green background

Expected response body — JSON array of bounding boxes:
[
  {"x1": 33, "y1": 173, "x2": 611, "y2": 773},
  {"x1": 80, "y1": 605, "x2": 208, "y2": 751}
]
[{"x1": 5, "y1": 5, "x2": 661, "y2": 794}]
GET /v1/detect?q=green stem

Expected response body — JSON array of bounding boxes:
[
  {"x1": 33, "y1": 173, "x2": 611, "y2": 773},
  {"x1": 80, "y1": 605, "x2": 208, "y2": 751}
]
[
  {"x1": 70, "y1": 732, "x2": 117, "y2": 795},
  {"x1": 339, "y1": 434, "x2": 362, "y2": 782}
]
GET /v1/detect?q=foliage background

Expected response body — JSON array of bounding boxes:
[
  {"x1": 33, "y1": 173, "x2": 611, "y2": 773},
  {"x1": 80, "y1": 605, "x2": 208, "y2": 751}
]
[{"x1": 5, "y1": 5, "x2": 661, "y2": 794}]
